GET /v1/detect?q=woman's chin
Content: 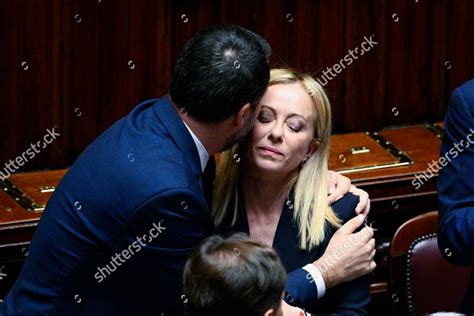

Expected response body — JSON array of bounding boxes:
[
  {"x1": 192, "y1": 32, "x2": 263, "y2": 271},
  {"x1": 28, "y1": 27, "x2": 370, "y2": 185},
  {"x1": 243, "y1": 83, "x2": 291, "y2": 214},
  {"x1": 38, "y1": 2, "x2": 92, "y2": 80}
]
[{"x1": 252, "y1": 160, "x2": 292, "y2": 175}]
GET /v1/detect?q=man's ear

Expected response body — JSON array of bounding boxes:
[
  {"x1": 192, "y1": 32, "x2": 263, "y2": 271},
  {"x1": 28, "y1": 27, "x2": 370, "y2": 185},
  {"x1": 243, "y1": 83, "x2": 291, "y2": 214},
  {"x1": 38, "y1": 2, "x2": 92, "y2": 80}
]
[
  {"x1": 263, "y1": 308, "x2": 275, "y2": 316},
  {"x1": 234, "y1": 103, "x2": 252, "y2": 127}
]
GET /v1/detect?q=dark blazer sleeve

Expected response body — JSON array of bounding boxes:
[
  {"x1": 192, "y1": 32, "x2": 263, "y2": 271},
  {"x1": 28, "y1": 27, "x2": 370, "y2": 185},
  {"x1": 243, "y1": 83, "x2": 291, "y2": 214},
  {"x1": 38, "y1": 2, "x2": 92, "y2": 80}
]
[
  {"x1": 284, "y1": 269, "x2": 322, "y2": 309},
  {"x1": 285, "y1": 193, "x2": 371, "y2": 315},
  {"x1": 438, "y1": 82, "x2": 474, "y2": 265},
  {"x1": 113, "y1": 187, "x2": 213, "y2": 315},
  {"x1": 316, "y1": 274, "x2": 371, "y2": 315}
]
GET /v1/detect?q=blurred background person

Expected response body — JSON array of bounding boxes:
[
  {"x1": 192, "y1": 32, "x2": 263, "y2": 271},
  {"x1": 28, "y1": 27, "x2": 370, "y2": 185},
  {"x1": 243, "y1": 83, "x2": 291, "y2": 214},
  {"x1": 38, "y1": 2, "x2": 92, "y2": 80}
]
[{"x1": 438, "y1": 79, "x2": 474, "y2": 314}]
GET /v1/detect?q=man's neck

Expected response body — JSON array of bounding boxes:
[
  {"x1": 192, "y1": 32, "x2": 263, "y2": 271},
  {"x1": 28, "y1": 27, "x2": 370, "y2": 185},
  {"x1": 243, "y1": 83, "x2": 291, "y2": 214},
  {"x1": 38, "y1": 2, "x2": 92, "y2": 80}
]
[
  {"x1": 179, "y1": 116, "x2": 222, "y2": 156},
  {"x1": 170, "y1": 102, "x2": 235, "y2": 156}
]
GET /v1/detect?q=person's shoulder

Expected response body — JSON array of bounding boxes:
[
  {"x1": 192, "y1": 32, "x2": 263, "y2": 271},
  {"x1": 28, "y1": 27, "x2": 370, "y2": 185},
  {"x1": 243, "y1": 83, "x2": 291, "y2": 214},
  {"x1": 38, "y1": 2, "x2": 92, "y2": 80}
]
[
  {"x1": 457, "y1": 78, "x2": 474, "y2": 96},
  {"x1": 331, "y1": 192, "x2": 360, "y2": 224},
  {"x1": 452, "y1": 79, "x2": 474, "y2": 115}
]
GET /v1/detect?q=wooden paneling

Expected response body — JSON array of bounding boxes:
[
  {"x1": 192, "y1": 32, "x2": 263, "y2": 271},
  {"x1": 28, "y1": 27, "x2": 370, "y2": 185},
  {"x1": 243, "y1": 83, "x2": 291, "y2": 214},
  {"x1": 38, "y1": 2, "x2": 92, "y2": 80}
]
[
  {"x1": 0, "y1": 0, "x2": 63, "y2": 170},
  {"x1": 344, "y1": 0, "x2": 386, "y2": 132},
  {"x1": 446, "y1": 0, "x2": 474, "y2": 93},
  {"x1": 1, "y1": 0, "x2": 474, "y2": 171}
]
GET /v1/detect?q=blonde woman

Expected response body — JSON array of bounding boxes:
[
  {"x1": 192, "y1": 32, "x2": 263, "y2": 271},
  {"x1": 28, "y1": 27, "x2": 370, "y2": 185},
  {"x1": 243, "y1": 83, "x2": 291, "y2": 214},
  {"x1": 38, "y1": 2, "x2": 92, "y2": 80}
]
[{"x1": 214, "y1": 68, "x2": 375, "y2": 315}]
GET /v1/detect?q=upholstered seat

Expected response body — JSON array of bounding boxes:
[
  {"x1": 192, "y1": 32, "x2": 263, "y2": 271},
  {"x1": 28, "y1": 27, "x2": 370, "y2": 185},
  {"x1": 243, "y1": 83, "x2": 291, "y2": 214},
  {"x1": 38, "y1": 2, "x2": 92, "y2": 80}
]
[{"x1": 389, "y1": 211, "x2": 472, "y2": 315}]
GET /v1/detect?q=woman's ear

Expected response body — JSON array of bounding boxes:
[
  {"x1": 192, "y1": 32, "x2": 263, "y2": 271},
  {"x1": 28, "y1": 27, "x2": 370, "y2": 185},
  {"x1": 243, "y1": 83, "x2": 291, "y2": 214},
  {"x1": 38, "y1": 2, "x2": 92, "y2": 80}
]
[
  {"x1": 263, "y1": 308, "x2": 275, "y2": 316},
  {"x1": 304, "y1": 139, "x2": 318, "y2": 161}
]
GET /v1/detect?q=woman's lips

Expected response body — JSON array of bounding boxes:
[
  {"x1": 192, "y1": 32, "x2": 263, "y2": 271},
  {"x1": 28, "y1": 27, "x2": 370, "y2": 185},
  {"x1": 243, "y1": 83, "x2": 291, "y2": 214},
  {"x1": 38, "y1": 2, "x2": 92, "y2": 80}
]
[{"x1": 259, "y1": 146, "x2": 284, "y2": 156}]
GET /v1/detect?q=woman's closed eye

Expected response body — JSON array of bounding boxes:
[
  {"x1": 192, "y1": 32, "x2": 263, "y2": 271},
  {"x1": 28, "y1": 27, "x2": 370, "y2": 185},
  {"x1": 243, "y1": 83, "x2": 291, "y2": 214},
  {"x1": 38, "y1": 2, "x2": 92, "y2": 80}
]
[
  {"x1": 257, "y1": 111, "x2": 274, "y2": 123},
  {"x1": 287, "y1": 120, "x2": 304, "y2": 132}
]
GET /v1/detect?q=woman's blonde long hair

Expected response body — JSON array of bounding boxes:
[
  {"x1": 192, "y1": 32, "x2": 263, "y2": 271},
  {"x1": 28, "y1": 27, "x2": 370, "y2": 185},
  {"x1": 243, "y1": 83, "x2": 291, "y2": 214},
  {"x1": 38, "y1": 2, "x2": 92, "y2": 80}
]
[{"x1": 213, "y1": 68, "x2": 341, "y2": 250}]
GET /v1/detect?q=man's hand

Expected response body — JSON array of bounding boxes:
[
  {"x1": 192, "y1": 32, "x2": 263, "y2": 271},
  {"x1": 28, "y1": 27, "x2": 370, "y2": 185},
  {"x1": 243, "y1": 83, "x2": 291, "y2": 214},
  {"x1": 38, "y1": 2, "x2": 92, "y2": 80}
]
[
  {"x1": 327, "y1": 170, "x2": 350, "y2": 204},
  {"x1": 313, "y1": 214, "x2": 376, "y2": 289},
  {"x1": 350, "y1": 185, "x2": 370, "y2": 216},
  {"x1": 327, "y1": 171, "x2": 370, "y2": 216}
]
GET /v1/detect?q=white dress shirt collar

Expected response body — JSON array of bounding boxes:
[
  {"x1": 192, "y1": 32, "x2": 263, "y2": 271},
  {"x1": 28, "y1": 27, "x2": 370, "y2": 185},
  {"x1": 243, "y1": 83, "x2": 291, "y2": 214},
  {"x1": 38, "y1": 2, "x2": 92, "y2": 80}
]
[{"x1": 183, "y1": 122, "x2": 209, "y2": 172}]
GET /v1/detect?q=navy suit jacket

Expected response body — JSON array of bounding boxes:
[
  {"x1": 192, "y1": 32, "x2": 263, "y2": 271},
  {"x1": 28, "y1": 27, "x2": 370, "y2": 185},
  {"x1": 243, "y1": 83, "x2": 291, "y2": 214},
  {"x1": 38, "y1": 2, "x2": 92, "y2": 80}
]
[
  {"x1": 438, "y1": 79, "x2": 474, "y2": 313},
  {"x1": 1, "y1": 97, "x2": 320, "y2": 315},
  {"x1": 216, "y1": 192, "x2": 371, "y2": 315}
]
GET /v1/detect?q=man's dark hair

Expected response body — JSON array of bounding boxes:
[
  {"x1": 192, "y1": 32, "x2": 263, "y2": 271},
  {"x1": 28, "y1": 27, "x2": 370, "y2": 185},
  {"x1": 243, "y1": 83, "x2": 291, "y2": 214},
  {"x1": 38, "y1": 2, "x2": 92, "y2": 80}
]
[
  {"x1": 170, "y1": 25, "x2": 271, "y2": 123},
  {"x1": 183, "y1": 233, "x2": 287, "y2": 316}
]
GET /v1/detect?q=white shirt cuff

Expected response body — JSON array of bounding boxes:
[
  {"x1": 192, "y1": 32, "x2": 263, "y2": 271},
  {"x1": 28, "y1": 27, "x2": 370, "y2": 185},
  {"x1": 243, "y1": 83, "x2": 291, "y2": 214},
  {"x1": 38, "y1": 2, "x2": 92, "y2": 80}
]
[{"x1": 302, "y1": 263, "x2": 326, "y2": 299}]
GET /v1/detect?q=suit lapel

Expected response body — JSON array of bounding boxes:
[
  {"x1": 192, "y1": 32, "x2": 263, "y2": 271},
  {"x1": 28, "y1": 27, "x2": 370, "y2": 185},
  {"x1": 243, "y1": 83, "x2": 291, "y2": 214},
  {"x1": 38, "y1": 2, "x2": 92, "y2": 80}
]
[{"x1": 152, "y1": 96, "x2": 202, "y2": 181}]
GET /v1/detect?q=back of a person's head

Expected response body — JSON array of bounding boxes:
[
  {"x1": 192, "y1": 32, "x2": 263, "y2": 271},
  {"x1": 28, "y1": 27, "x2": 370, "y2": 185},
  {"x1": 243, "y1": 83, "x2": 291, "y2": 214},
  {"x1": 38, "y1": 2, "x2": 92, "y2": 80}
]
[
  {"x1": 170, "y1": 25, "x2": 271, "y2": 123},
  {"x1": 183, "y1": 233, "x2": 286, "y2": 316}
]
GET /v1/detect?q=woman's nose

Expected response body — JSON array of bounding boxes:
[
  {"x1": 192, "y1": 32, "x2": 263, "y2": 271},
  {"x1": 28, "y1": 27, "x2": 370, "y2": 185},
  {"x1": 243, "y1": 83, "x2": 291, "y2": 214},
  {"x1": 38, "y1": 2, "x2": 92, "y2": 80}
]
[{"x1": 268, "y1": 123, "x2": 284, "y2": 142}]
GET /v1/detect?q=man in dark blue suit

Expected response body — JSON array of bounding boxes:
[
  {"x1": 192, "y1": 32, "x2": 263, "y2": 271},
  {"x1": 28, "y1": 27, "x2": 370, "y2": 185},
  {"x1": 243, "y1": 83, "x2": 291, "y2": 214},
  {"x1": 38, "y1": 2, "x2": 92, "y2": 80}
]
[
  {"x1": 438, "y1": 79, "x2": 474, "y2": 314},
  {"x1": 1, "y1": 25, "x2": 369, "y2": 316}
]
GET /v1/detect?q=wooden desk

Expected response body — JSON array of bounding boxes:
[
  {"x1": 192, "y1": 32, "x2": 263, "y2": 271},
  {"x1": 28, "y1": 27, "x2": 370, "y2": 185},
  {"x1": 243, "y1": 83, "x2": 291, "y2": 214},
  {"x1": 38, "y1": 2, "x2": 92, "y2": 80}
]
[{"x1": 329, "y1": 123, "x2": 443, "y2": 313}]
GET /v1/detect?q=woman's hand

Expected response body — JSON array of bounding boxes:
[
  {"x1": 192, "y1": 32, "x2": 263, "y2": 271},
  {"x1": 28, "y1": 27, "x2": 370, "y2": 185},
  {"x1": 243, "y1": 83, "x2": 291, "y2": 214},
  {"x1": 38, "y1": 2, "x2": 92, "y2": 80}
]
[
  {"x1": 281, "y1": 300, "x2": 305, "y2": 316},
  {"x1": 312, "y1": 214, "x2": 376, "y2": 289},
  {"x1": 327, "y1": 171, "x2": 370, "y2": 216}
]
